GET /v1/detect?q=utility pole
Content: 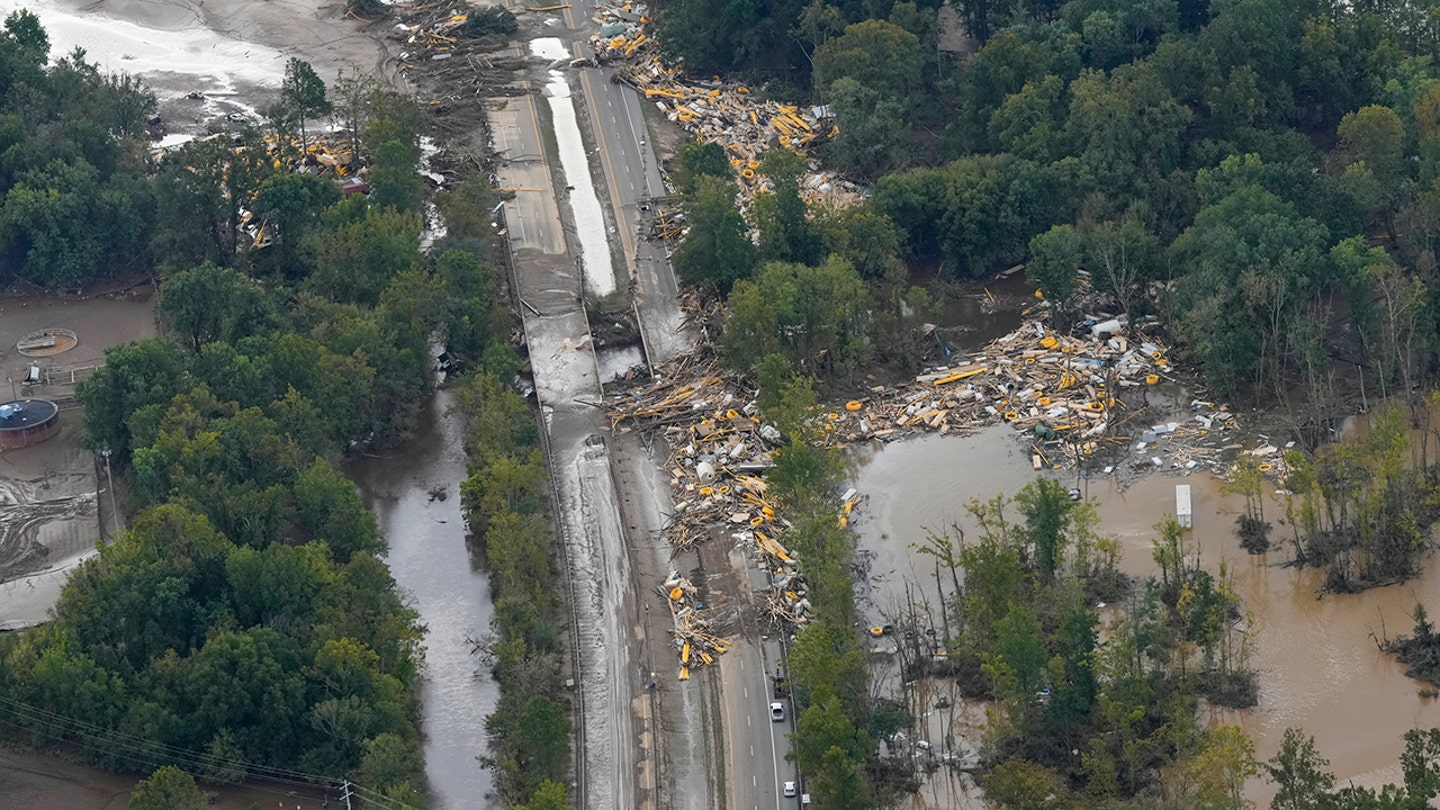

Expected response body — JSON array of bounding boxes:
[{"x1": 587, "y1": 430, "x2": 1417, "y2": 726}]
[{"x1": 340, "y1": 780, "x2": 354, "y2": 810}]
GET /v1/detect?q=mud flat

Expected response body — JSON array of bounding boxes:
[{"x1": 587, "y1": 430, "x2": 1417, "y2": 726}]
[
  {"x1": 0, "y1": 0, "x2": 399, "y2": 138},
  {"x1": 0, "y1": 295, "x2": 154, "y2": 630},
  {"x1": 849, "y1": 428, "x2": 1440, "y2": 804}
]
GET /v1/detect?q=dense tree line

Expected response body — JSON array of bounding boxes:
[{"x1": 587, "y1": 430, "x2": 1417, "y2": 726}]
[
  {"x1": 0, "y1": 14, "x2": 530, "y2": 807},
  {"x1": 655, "y1": 0, "x2": 1440, "y2": 410},
  {"x1": 454, "y1": 370, "x2": 572, "y2": 809},
  {"x1": 0, "y1": 13, "x2": 430, "y2": 290}
]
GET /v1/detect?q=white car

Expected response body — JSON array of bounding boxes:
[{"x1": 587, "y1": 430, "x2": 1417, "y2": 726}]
[
  {"x1": 770, "y1": 702, "x2": 784, "y2": 721},
  {"x1": 783, "y1": 781, "x2": 797, "y2": 798}
]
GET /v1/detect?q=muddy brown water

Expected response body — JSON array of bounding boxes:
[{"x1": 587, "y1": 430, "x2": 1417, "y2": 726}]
[
  {"x1": 349, "y1": 389, "x2": 499, "y2": 808},
  {"x1": 928, "y1": 272, "x2": 1034, "y2": 357},
  {"x1": 848, "y1": 427, "x2": 1440, "y2": 803}
]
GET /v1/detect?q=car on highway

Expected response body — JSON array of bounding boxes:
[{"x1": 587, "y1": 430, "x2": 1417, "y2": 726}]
[
  {"x1": 783, "y1": 781, "x2": 797, "y2": 797},
  {"x1": 770, "y1": 702, "x2": 785, "y2": 721}
]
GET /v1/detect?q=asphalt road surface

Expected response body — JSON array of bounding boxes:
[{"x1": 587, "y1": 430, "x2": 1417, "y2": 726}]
[
  {"x1": 721, "y1": 633, "x2": 800, "y2": 810},
  {"x1": 491, "y1": 29, "x2": 640, "y2": 810},
  {"x1": 511, "y1": 2, "x2": 787, "y2": 807},
  {"x1": 565, "y1": 0, "x2": 694, "y2": 363},
  {"x1": 549, "y1": 2, "x2": 793, "y2": 806}
]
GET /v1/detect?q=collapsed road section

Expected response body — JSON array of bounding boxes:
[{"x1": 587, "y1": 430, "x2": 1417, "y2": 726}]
[{"x1": 490, "y1": 34, "x2": 638, "y2": 810}]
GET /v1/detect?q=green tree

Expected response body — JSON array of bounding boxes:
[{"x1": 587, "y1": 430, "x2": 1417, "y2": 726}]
[
  {"x1": 724, "y1": 256, "x2": 870, "y2": 378},
  {"x1": 1171, "y1": 185, "x2": 1331, "y2": 398},
  {"x1": 158, "y1": 263, "x2": 270, "y2": 353},
  {"x1": 826, "y1": 78, "x2": 914, "y2": 179},
  {"x1": 362, "y1": 92, "x2": 425, "y2": 213},
  {"x1": 938, "y1": 155, "x2": 1063, "y2": 278},
  {"x1": 434, "y1": 249, "x2": 507, "y2": 362},
  {"x1": 673, "y1": 140, "x2": 731, "y2": 195},
  {"x1": 672, "y1": 174, "x2": 755, "y2": 293},
  {"x1": 990, "y1": 74, "x2": 1069, "y2": 163},
  {"x1": 1, "y1": 158, "x2": 109, "y2": 286},
  {"x1": 356, "y1": 732, "x2": 425, "y2": 796},
  {"x1": 754, "y1": 150, "x2": 821, "y2": 266},
  {"x1": 1064, "y1": 63, "x2": 1190, "y2": 202},
  {"x1": 128, "y1": 766, "x2": 207, "y2": 810},
  {"x1": 462, "y1": 6, "x2": 518, "y2": 37},
  {"x1": 984, "y1": 757, "x2": 1069, "y2": 810},
  {"x1": 514, "y1": 695, "x2": 570, "y2": 787},
  {"x1": 1086, "y1": 217, "x2": 1160, "y2": 317},
  {"x1": 1027, "y1": 223, "x2": 1083, "y2": 308},
  {"x1": 792, "y1": 684, "x2": 871, "y2": 773},
  {"x1": 1187, "y1": 725, "x2": 1259, "y2": 809},
  {"x1": 1015, "y1": 477, "x2": 1075, "y2": 581},
  {"x1": 816, "y1": 207, "x2": 903, "y2": 281},
  {"x1": 809, "y1": 745, "x2": 870, "y2": 810},
  {"x1": 1402, "y1": 727, "x2": 1440, "y2": 807},
  {"x1": 253, "y1": 171, "x2": 340, "y2": 278},
  {"x1": 516, "y1": 780, "x2": 569, "y2": 810},
  {"x1": 310, "y1": 206, "x2": 422, "y2": 305},
  {"x1": 787, "y1": 620, "x2": 867, "y2": 715},
  {"x1": 79, "y1": 338, "x2": 189, "y2": 460},
  {"x1": 434, "y1": 180, "x2": 499, "y2": 259},
  {"x1": 281, "y1": 58, "x2": 331, "y2": 153},
  {"x1": 1266, "y1": 728, "x2": 1336, "y2": 810},
  {"x1": 813, "y1": 19, "x2": 922, "y2": 102},
  {"x1": 294, "y1": 459, "x2": 385, "y2": 560},
  {"x1": 1338, "y1": 105, "x2": 1407, "y2": 191},
  {"x1": 0, "y1": 10, "x2": 50, "y2": 99}
]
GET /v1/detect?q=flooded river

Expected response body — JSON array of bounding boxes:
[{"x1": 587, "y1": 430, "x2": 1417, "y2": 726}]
[
  {"x1": 848, "y1": 427, "x2": 1440, "y2": 803},
  {"x1": 350, "y1": 389, "x2": 499, "y2": 808}
]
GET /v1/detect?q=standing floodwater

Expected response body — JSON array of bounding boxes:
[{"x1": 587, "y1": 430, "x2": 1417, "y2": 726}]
[{"x1": 350, "y1": 389, "x2": 498, "y2": 808}]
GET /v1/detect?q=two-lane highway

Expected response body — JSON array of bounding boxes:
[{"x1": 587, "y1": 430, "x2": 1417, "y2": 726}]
[
  {"x1": 576, "y1": 63, "x2": 694, "y2": 362},
  {"x1": 721, "y1": 634, "x2": 800, "y2": 810},
  {"x1": 719, "y1": 547, "x2": 800, "y2": 810}
]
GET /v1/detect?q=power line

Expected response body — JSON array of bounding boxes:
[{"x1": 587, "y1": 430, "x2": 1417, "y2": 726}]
[
  {"x1": 0, "y1": 707, "x2": 337, "y2": 806},
  {"x1": 0, "y1": 695, "x2": 335, "y2": 787},
  {"x1": 0, "y1": 694, "x2": 419, "y2": 809}
]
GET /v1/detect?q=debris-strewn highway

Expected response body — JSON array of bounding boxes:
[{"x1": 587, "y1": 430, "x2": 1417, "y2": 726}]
[
  {"x1": 491, "y1": 31, "x2": 638, "y2": 810},
  {"x1": 498, "y1": 1, "x2": 794, "y2": 807}
]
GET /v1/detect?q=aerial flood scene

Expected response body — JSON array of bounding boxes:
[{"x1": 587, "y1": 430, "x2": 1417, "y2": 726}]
[{"x1": 6, "y1": 0, "x2": 1440, "y2": 809}]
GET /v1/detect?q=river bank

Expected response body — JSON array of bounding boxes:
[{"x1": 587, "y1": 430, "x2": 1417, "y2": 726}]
[{"x1": 0, "y1": 0, "x2": 400, "y2": 138}]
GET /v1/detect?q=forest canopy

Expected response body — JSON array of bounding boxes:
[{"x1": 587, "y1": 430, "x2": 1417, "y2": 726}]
[{"x1": 654, "y1": 0, "x2": 1440, "y2": 409}]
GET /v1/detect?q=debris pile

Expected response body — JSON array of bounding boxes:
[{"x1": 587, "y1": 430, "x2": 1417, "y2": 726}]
[
  {"x1": 611, "y1": 355, "x2": 859, "y2": 675},
  {"x1": 663, "y1": 572, "x2": 728, "y2": 681},
  {"x1": 386, "y1": 1, "x2": 528, "y2": 98},
  {"x1": 590, "y1": 1, "x2": 863, "y2": 208},
  {"x1": 611, "y1": 316, "x2": 1248, "y2": 677},
  {"x1": 798, "y1": 317, "x2": 1240, "y2": 477},
  {"x1": 263, "y1": 133, "x2": 361, "y2": 179}
]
